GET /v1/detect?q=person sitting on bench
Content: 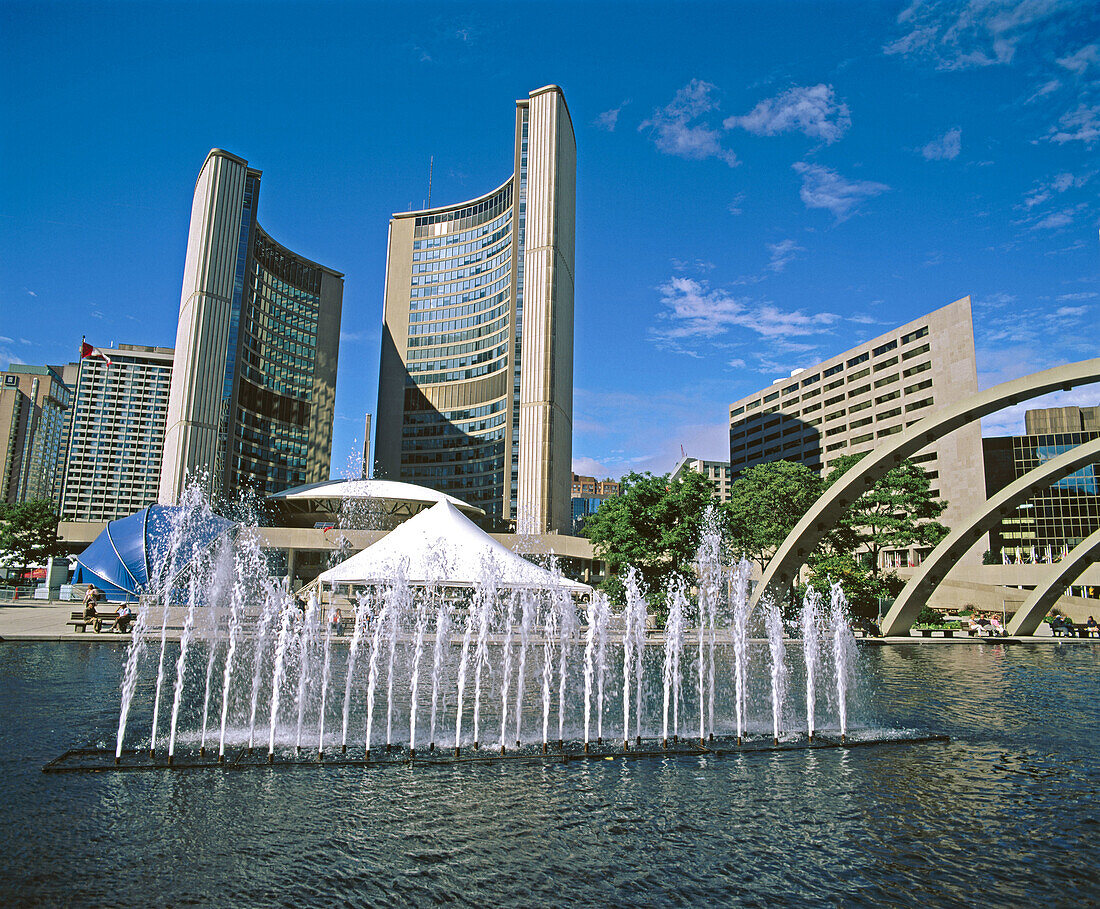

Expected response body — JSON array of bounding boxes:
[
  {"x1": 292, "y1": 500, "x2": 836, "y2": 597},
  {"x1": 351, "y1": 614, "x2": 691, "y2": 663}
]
[
  {"x1": 115, "y1": 603, "x2": 133, "y2": 634},
  {"x1": 84, "y1": 587, "x2": 103, "y2": 632}
]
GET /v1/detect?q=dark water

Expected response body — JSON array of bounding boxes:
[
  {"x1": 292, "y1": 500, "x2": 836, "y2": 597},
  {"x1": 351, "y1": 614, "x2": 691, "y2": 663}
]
[{"x1": 2, "y1": 641, "x2": 1098, "y2": 908}]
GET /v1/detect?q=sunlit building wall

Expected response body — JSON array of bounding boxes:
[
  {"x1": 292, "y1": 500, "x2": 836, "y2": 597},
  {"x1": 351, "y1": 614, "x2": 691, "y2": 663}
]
[{"x1": 375, "y1": 87, "x2": 575, "y2": 533}]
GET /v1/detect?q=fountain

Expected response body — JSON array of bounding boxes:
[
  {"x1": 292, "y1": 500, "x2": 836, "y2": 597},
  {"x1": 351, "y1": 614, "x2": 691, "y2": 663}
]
[{"x1": 51, "y1": 482, "x2": 951, "y2": 779}]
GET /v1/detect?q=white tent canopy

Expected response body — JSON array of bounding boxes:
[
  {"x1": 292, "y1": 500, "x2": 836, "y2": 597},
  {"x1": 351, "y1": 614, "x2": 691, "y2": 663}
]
[{"x1": 317, "y1": 499, "x2": 591, "y2": 593}]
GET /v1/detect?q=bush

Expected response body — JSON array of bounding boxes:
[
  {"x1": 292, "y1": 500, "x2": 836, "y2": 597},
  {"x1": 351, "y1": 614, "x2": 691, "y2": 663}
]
[{"x1": 915, "y1": 605, "x2": 943, "y2": 627}]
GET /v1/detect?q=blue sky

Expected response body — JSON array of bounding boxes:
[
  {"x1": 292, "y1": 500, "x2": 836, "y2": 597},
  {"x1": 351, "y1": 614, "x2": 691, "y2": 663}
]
[{"x1": 2, "y1": 0, "x2": 1097, "y2": 482}]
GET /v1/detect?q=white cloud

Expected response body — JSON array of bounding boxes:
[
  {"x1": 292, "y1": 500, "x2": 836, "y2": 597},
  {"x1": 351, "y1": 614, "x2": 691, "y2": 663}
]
[
  {"x1": 571, "y1": 456, "x2": 612, "y2": 477},
  {"x1": 1057, "y1": 43, "x2": 1100, "y2": 74},
  {"x1": 724, "y1": 84, "x2": 851, "y2": 144},
  {"x1": 572, "y1": 387, "x2": 733, "y2": 478},
  {"x1": 727, "y1": 192, "x2": 746, "y2": 215},
  {"x1": 767, "y1": 239, "x2": 804, "y2": 273},
  {"x1": 1029, "y1": 203, "x2": 1087, "y2": 230},
  {"x1": 921, "y1": 126, "x2": 962, "y2": 160},
  {"x1": 1024, "y1": 171, "x2": 1089, "y2": 207},
  {"x1": 639, "y1": 80, "x2": 738, "y2": 166},
  {"x1": 651, "y1": 276, "x2": 839, "y2": 348},
  {"x1": 1047, "y1": 103, "x2": 1100, "y2": 145},
  {"x1": 884, "y1": 0, "x2": 1070, "y2": 71},
  {"x1": 791, "y1": 162, "x2": 889, "y2": 221},
  {"x1": 1054, "y1": 305, "x2": 1089, "y2": 317},
  {"x1": 980, "y1": 386, "x2": 1100, "y2": 436},
  {"x1": 1057, "y1": 291, "x2": 1099, "y2": 301},
  {"x1": 670, "y1": 257, "x2": 716, "y2": 272},
  {"x1": 728, "y1": 358, "x2": 747, "y2": 369},
  {"x1": 26, "y1": 290, "x2": 36, "y2": 297},
  {"x1": 595, "y1": 101, "x2": 628, "y2": 132},
  {"x1": 1026, "y1": 78, "x2": 1062, "y2": 103}
]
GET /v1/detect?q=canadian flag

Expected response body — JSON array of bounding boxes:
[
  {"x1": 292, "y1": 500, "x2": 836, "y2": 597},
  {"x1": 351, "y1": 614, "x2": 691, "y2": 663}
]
[{"x1": 80, "y1": 339, "x2": 112, "y2": 365}]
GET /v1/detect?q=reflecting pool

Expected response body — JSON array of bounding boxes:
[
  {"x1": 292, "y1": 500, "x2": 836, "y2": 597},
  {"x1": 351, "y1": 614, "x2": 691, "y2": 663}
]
[{"x1": 2, "y1": 641, "x2": 1098, "y2": 907}]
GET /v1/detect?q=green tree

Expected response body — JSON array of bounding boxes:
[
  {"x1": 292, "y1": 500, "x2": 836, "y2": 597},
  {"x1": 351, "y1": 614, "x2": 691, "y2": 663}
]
[
  {"x1": 821, "y1": 453, "x2": 948, "y2": 579},
  {"x1": 724, "y1": 460, "x2": 822, "y2": 571},
  {"x1": 801, "y1": 551, "x2": 904, "y2": 623},
  {"x1": 0, "y1": 500, "x2": 63, "y2": 577},
  {"x1": 585, "y1": 469, "x2": 717, "y2": 613}
]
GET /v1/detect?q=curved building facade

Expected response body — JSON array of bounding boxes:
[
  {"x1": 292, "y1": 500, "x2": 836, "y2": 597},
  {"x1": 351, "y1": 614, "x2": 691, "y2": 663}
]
[
  {"x1": 160, "y1": 149, "x2": 343, "y2": 504},
  {"x1": 375, "y1": 86, "x2": 575, "y2": 533}
]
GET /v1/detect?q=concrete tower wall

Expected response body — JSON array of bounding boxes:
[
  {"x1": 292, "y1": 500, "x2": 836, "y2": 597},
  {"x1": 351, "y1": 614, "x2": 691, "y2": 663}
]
[
  {"x1": 159, "y1": 150, "x2": 249, "y2": 503},
  {"x1": 517, "y1": 87, "x2": 575, "y2": 534}
]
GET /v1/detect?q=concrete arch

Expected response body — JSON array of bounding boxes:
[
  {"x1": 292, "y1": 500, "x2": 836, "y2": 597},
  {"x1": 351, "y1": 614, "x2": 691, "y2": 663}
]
[
  {"x1": 1006, "y1": 528, "x2": 1100, "y2": 635},
  {"x1": 880, "y1": 435, "x2": 1100, "y2": 635},
  {"x1": 749, "y1": 358, "x2": 1100, "y2": 611}
]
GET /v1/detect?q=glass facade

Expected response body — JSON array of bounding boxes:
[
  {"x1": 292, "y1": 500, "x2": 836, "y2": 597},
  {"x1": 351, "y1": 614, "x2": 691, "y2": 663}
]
[
  {"x1": 377, "y1": 87, "x2": 574, "y2": 533},
  {"x1": 227, "y1": 226, "x2": 324, "y2": 498},
  {"x1": 398, "y1": 182, "x2": 517, "y2": 517},
  {"x1": 990, "y1": 431, "x2": 1100, "y2": 556}
]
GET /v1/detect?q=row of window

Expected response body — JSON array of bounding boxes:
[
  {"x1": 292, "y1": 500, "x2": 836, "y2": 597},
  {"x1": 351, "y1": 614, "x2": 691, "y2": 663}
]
[{"x1": 732, "y1": 325, "x2": 931, "y2": 416}]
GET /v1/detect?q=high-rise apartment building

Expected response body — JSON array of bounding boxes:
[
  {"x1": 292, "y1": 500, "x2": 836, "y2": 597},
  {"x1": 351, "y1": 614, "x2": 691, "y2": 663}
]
[
  {"x1": 160, "y1": 149, "x2": 344, "y2": 506},
  {"x1": 375, "y1": 86, "x2": 576, "y2": 534},
  {"x1": 728, "y1": 296, "x2": 986, "y2": 563},
  {"x1": 61, "y1": 345, "x2": 173, "y2": 522},
  {"x1": 0, "y1": 364, "x2": 73, "y2": 506}
]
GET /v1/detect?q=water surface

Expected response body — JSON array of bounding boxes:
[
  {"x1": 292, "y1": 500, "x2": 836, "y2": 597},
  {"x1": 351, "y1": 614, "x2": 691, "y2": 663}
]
[{"x1": 2, "y1": 641, "x2": 1097, "y2": 907}]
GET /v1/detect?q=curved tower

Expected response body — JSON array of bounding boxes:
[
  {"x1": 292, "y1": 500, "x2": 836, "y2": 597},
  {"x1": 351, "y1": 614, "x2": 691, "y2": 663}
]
[
  {"x1": 375, "y1": 86, "x2": 575, "y2": 533},
  {"x1": 160, "y1": 149, "x2": 343, "y2": 505}
]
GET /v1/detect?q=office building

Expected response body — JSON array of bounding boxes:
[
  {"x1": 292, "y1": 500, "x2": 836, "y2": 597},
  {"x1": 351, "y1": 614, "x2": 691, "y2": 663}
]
[
  {"x1": 984, "y1": 404, "x2": 1100, "y2": 569},
  {"x1": 728, "y1": 296, "x2": 986, "y2": 565},
  {"x1": 670, "y1": 457, "x2": 733, "y2": 503},
  {"x1": 160, "y1": 149, "x2": 344, "y2": 506},
  {"x1": 61, "y1": 345, "x2": 173, "y2": 522},
  {"x1": 0, "y1": 364, "x2": 73, "y2": 506},
  {"x1": 571, "y1": 474, "x2": 621, "y2": 497},
  {"x1": 375, "y1": 86, "x2": 576, "y2": 534},
  {"x1": 569, "y1": 472, "x2": 621, "y2": 534}
]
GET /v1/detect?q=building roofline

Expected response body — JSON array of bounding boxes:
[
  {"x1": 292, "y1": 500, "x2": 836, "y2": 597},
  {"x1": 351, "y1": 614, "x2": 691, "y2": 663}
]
[
  {"x1": 728, "y1": 295, "x2": 973, "y2": 413},
  {"x1": 253, "y1": 223, "x2": 345, "y2": 279},
  {"x1": 390, "y1": 174, "x2": 515, "y2": 221},
  {"x1": 527, "y1": 84, "x2": 574, "y2": 134}
]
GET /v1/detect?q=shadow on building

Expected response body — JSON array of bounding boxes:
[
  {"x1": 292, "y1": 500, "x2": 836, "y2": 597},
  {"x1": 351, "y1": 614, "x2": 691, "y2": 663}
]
[{"x1": 729, "y1": 410, "x2": 823, "y2": 480}]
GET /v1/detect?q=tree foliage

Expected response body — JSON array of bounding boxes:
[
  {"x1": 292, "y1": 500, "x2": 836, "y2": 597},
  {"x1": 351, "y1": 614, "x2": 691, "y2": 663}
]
[
  {"x1": 821, "y1": 453, "x2": 948, "y2": 578},
  {"x1": 0, "y1": 500, "x2": 63, "y2": 574},
  {"x1": 585, "y1": 469, "x2": 717, "y2": 610},
  {"x1": 801, "y1": 551, "x2": 903, "y2": 622},
  {"x1": 724, "y1": 460, "x2": 822, "y2": 570}
]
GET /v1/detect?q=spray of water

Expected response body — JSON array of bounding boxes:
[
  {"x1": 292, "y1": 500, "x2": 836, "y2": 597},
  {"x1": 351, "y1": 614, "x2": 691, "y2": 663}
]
[
  {"x1": 266, "y1": 593, "x2": 295, "y2": 758},
  {"x1": 594, "y1": 593, "x2": 609, "y2": 743},
  {"x1": 729, "y1": 559, "x2": 752, "y2": 742},
  {"x1": 115, "y1": 602, "x2": 149, "y2": 760},
  {"x1": 454, "y1": 602, "x2": 475, "y2": 751},
  {"x1": 168, "y1": 562, "x2": 200, "y2": 759},
  {"x1": 340, "y1": 597, "x2": 368, "y2": 751},
  {"x1": 764, "y1": 599, "x2": 789, "y2": 743},
  {"x1": 316, "y1": 604, "x2": 334, "y2": 756},
  {"x1": 829, "y1": 582, "x2": 858, "y2": 740},
  {"x1": 514, "y1": 589, "x2": 533, "y2": 747},
  {"x1": 429, "y1": 599, "x2": 451, "y2": 749},
  {"x1": 661, "y1": 577, "x2": 686, "y2": 745},
  {"x1": 801, "y1": 586, "x2": 823, "y2": 739},
  {"x1": 295, "y1": 593, "x2": 319, "y2": 751},
  {"x1": 499, "y1": 592, "x2": 517, "y2": 751}
]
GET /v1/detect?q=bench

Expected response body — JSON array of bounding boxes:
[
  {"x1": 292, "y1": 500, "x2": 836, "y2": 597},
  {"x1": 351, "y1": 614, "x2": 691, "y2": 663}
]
[
  {"x1": 1053, "y1": 623, "x2": 1099, "y2": 638},
  {"x1": 67, "y1": 610, "x2": 133, "y2": 634}
]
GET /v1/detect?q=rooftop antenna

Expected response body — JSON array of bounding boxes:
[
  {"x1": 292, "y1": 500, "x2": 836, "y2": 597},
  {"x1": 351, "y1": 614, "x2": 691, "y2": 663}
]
[{"x1": 427, "y1": 155, "x2": 434, "y2": 209}]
